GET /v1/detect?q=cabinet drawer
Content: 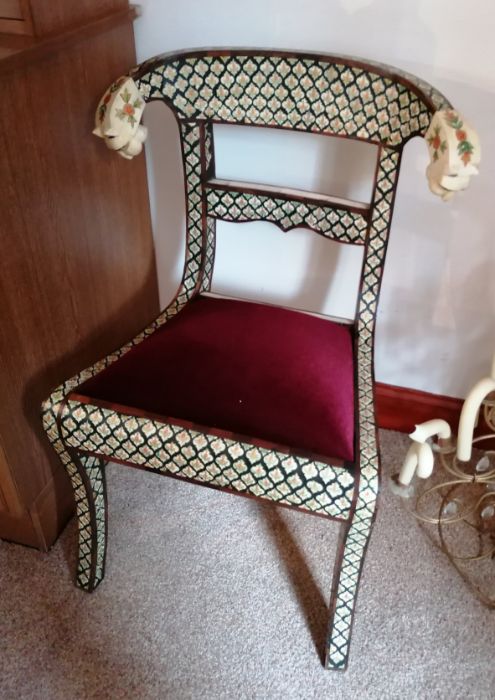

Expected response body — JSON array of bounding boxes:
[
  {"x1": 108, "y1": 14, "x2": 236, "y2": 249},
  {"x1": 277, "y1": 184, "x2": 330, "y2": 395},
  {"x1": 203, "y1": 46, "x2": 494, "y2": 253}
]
[
  {"x1": 0, "y1": 1, "x2": 23, "y2": 19},
  {"x1": 0, "y1": 0, "x2": 33, "y2": 35}
]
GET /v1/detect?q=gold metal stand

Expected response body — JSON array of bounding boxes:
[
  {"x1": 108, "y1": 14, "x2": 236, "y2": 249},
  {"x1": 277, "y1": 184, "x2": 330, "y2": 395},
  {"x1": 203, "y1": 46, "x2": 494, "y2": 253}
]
[{"x1": 401, "y1": 399, "x2": 495, "y2": 607}]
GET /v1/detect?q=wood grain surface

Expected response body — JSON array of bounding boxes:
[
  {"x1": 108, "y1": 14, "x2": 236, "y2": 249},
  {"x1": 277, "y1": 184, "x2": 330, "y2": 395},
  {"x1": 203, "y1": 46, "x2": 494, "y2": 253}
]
[{"x1": 0, "y1": 6, "x2": 158, "y2": 549}]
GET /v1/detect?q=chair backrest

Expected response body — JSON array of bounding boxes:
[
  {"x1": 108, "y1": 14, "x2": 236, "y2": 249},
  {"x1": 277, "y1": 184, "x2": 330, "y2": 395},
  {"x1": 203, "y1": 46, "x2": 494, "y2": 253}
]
[{"x1": 132, "y1": 49, "x2": 450, "y2": 335}]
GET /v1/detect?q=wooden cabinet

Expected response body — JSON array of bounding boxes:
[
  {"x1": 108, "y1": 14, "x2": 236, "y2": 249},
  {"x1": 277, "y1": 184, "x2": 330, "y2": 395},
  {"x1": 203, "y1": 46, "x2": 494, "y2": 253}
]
[
  {"x1": 0, "y1": 3, "x2": 159, "y2": 549},
  {"x1": 0, "y1": 0, "x2": 127, "y2": 36}
]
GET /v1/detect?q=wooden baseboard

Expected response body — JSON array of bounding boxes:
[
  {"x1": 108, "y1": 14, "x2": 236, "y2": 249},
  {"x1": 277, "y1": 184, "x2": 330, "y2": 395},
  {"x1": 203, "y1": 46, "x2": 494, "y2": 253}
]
[{"x1": 376, "y1": 382, "x2": 463, "y2": 434}]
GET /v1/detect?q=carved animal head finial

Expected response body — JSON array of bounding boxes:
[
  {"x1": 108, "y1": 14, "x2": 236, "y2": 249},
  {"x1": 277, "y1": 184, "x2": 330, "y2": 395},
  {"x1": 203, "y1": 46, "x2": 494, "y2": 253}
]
[
  {"x1": 425, "y1": 110, "x2": 480, "y2": 201},
  {"x1": 93, "y1": 76, "x2": 147, "y2": 160}
]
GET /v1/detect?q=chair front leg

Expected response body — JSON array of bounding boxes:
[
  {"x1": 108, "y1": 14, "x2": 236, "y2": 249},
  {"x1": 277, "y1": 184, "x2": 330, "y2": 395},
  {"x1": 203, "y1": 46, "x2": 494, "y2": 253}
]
[
  {"x1": 69, "y1": 451, "x2": 108, "y2": 592},
  {"x1": 325, "y1": 500, "x2": 377, "y2": 671}
]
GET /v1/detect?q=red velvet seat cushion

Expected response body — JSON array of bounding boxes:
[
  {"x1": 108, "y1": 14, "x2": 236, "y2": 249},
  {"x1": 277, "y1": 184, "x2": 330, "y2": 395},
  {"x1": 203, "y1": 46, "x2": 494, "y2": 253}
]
[{"x1": 76, "y1": 296, "x2": 355, "y2": 462}]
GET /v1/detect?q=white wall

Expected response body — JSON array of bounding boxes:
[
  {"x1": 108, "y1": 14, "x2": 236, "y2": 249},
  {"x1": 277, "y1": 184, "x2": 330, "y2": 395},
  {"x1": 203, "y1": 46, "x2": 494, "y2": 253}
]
[{"x1": 133, "y1": 0, "x2": 495, "y2": 399}]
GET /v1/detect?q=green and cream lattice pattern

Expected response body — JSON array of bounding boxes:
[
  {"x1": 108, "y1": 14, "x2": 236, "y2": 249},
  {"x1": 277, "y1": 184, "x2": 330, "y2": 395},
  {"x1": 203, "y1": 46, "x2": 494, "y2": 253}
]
[
  {"x1": 135, "y1": 52, "x2": 449, "y2": 146},
  {"x1": 59, "y1": 400, "x2": 355, "y2": 520},
  {"x1": 325, "y1": 147, "x2": 401, "y2": 669},
  {"x1": 42, "y1": 49, "x2": 450, "y2": 671},
  {"x1": 206, "y1": 187, "x2": 368, "y2": 243}
]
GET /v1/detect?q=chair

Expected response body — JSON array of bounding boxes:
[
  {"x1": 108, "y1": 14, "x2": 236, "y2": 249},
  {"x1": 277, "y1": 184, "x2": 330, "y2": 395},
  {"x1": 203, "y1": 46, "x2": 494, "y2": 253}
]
[{"x1": 42, "y1": 49, "x2": 454, "y2": 670}]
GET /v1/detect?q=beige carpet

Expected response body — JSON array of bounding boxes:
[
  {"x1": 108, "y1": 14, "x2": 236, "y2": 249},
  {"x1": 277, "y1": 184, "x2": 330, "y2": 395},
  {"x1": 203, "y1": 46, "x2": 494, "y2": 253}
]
[{"x1": 1, "y1": 430, "x2": 494, "y2": 699}]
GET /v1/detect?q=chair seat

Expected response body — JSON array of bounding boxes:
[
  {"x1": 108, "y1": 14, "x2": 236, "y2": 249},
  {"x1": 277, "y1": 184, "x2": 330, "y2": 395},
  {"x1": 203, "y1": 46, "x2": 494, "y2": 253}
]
[{"x1": 76, "y1": 296, "x2": 355, "y2": 462}]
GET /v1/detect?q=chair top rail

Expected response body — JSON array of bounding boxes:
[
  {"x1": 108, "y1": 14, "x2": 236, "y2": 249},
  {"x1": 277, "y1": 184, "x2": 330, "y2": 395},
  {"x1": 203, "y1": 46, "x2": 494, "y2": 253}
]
[{"x1": 132, "y1": 48, "x2": 451, "y2": 148}]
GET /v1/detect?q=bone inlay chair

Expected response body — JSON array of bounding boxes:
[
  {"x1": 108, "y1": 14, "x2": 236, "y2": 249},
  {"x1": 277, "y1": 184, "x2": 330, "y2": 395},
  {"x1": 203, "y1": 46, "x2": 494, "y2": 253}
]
[{"x1": 42, "y1": 49, "x2": 474, "y2": 670}]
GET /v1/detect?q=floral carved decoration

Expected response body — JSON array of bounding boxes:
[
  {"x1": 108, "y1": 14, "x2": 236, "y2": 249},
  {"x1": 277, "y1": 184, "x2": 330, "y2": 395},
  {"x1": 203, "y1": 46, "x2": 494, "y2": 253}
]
[
  {"x1": 446, "y1": 110, "x2": 475, "y2": 165},
  {"x1": 98, "y1": 78, "x2": 124, "y2": 123},
  {"x1": 427, "y1": 125, "x2": 447, "y2": 161},
  {"x1": 116, "y1": 88, "x2": 143, "y2": 127}
]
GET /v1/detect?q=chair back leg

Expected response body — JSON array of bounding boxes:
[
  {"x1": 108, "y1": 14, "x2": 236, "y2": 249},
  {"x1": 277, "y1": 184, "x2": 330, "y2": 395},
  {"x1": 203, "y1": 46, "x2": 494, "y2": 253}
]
[{"x1": 325, "y1": 497, "x2": 378, "y2": 670}]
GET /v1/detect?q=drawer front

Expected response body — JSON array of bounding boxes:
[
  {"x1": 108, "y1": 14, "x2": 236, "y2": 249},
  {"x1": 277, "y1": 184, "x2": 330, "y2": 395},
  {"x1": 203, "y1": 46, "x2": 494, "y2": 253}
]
[
  {"x1": 0, "y1": 0, "x2": 33, "y2": 35},
  {"x1": 0, "y1": 1, "x2": 23, "y2": 19}
]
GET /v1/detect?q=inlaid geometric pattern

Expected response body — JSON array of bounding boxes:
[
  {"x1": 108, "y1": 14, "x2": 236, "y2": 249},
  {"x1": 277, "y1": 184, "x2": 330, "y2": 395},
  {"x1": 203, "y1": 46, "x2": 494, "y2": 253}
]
[
  {"x1": 199, "y1": 216, "x2": 216, "y2": 293},
  {"x1": 204, "y1": 121, "x2": 214, "y2": 173},
  {"x1": 173, "y1": 122, "x2": 204, "y2": 305},
  {"x1": 74, "y1": 455, "x2": 107, "y2": 591},
  {"x1": 325, "y1": 147, "x2": 401, "y2": 669},
  {"x1": 40, "y1": 124, "x2": 209, "y2": 592},
  {"x1": 199, "y1": 123, "x2": 216, "y2": 293},
  {"x1": 206, "y1": 187, "x2": 368, "y2": 243},
  {"x1": 59, "y1": 401, "x2": 355, "y2": 520},
  {"x1": 42, "y1": 49, "x2": 449, "y2": 672},
  {"x1": 135, "y1": 52, "x2": 450, "y2": 147}
]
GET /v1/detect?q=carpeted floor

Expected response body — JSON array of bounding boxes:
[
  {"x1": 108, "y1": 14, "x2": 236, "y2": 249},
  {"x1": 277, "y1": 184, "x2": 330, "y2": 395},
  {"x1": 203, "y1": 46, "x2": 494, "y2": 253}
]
[{"x1": 1, "y1": 430, "x2": 494, "y2": 699}]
